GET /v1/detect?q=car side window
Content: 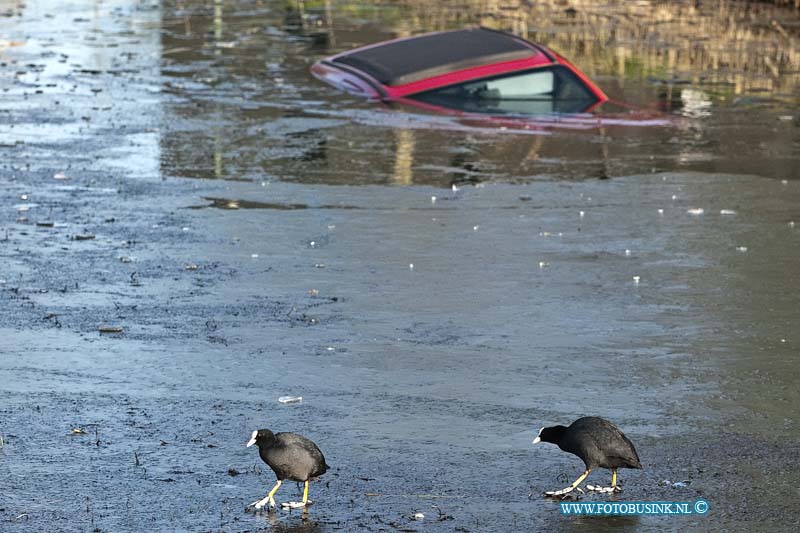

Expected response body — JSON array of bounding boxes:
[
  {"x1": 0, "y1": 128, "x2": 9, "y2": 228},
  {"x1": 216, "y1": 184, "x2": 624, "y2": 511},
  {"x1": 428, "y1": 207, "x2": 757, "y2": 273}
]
[
  {"x1": 410, "y1": 66, "x2": 598, "y2": 114},
  {"x1": 466, "y1": 70, "x2": 555, "y2": 99}
]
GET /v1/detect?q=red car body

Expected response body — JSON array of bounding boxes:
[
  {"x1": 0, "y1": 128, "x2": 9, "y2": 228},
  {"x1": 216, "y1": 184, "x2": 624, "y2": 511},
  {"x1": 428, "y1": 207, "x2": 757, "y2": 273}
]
[{"x1": 311, "y1": 27, "x2": 608, "y2": 114}]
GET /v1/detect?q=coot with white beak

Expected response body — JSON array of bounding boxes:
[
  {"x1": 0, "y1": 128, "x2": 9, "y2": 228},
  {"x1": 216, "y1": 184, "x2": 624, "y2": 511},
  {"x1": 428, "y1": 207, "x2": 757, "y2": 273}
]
[
  {"x1": 533, "y1": 416, "x2": 641, "y2": 496},
  {"x1": 246, "y1": 429, "x2": 329, "y2": 510}
]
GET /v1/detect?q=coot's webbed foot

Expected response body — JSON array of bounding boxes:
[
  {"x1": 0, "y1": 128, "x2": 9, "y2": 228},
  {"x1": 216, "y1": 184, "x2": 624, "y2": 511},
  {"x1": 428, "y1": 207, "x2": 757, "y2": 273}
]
[
  {"x1": 249, "y1": 496, "x2": 276, "y2": 510},
  {"x1": 545, "y1": 486, "x2": 583, "y2": 497},
  {"x1": 281, "y1": 501, "x2": 311, "y2": 509},
  {"x1": 587, "y1": 468, "x2": 622, "y2": 493},
  {"x1": 544, "y1": 469, "x2": 591, "y2": 498},
  {"x1": 281, "y1": 480, "x2": 312, "y2": 509},
  {"x1": 586, "y1": 485, "x2": 618, "y2": 493},
  {"x1": 250, "y1": 480, "x2": 282, "y2": 510}
]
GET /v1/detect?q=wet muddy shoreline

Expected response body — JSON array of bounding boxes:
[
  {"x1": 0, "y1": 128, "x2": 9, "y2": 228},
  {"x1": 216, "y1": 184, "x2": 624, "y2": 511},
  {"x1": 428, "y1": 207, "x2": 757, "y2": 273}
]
[{"x1": 3, "y1": 170, "x2": 800, "y2": 531}]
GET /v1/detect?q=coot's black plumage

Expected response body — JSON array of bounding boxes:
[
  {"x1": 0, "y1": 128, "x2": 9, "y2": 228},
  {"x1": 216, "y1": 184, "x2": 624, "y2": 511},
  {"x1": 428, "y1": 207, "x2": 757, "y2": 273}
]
[
  {"x1": 533, "y1": 416, "x2": 641, "y2": 496},
  {"x1": 246, "y1": 429, "x2": 329, "y2": 510}
]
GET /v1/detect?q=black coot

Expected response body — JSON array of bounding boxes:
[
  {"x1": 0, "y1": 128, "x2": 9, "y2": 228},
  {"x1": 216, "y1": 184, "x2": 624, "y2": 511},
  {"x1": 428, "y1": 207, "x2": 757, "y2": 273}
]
[
  {"x1": 246, "y1": 429, "x2": 329, "y2": 510},
  {"x1": 533, "y1": 416, "x2": 641, "y2": 496}
]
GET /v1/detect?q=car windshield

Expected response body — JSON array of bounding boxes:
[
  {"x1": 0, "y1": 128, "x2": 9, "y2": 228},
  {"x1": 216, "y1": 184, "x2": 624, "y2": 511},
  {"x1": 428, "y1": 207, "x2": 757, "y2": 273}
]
[{"x1": 409, "y1": 66, "x2": 599, "y2": 115}]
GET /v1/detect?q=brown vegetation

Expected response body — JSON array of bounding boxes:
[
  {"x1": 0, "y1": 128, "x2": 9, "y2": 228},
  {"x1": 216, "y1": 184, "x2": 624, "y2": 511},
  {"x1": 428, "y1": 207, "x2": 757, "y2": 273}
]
[{"x1": 356, "y1": 0, "x2": 800, "y2": 95}]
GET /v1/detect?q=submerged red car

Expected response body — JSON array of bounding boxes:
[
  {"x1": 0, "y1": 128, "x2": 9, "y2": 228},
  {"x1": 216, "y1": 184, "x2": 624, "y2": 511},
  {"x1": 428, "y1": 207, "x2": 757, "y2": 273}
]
[{"x1": 311, "y1": 27, "x2": 608, "y2": 116}]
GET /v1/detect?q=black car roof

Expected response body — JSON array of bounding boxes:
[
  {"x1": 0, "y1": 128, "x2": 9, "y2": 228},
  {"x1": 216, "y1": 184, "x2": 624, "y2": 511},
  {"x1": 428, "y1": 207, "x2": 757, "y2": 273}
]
[{"x1": 331, "y1": 27, "x2": 538, "y2": 87}]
